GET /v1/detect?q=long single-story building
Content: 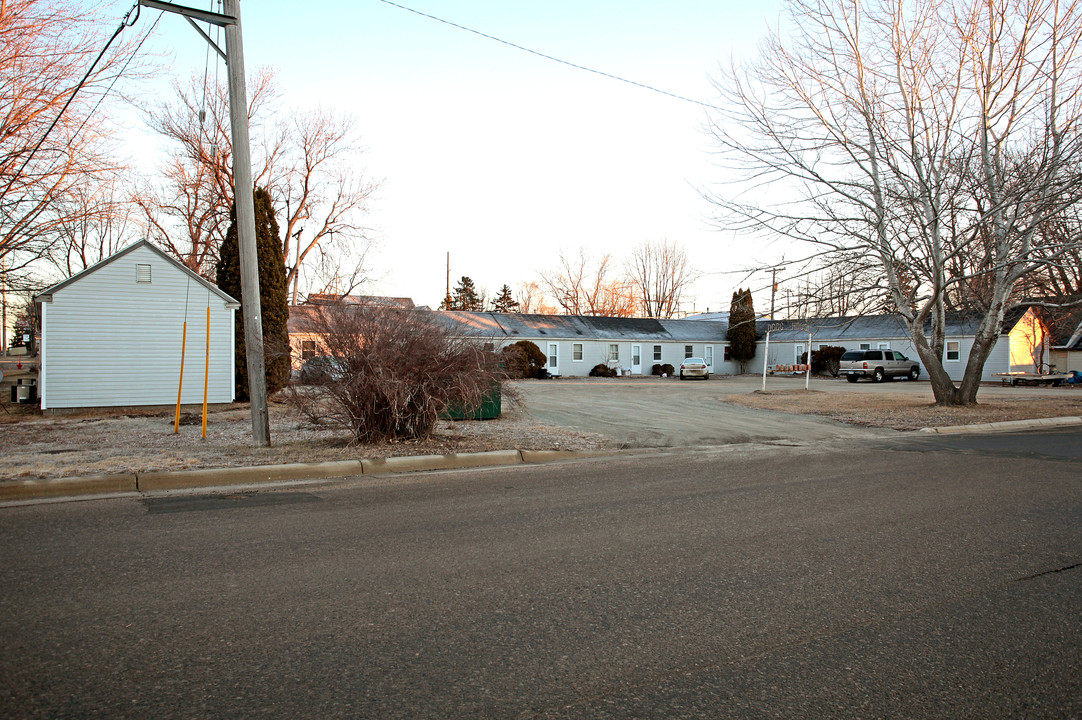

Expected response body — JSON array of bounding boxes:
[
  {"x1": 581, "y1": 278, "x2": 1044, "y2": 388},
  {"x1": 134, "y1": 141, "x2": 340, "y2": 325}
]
[
  {"x1": 35, "y1": 241, "x2": 239, "y2": 410},
  {"x1": 435, "y1": 311, "x2": 739, "y2": 376},
  {"x1": 287, "y1": 305, "x2": 1051, "y2": 381},
  {"x1": 761, "y1": 308, "x2": 1050, "y2": 381}
]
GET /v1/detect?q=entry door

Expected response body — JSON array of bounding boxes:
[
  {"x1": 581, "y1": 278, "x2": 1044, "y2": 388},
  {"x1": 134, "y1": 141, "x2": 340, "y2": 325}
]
[
  {"x1": 547, "y1": 343, "x2": 559, "y2": 376},
  {"x1": 704, "y1": 345, "x2": 714, "y2": 370},
  {"x1": 631, "y1": 344, "x2": 642, "y2": 374},
  {"x1": 795, "y1": 344, "x2": 805, "y2": 364}
]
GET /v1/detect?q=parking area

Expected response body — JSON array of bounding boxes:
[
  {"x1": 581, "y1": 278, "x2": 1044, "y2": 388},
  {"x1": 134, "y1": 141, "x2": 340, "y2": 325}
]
[{"x1": 512, "y1": 374, "x2": 1073, "y2": 448}]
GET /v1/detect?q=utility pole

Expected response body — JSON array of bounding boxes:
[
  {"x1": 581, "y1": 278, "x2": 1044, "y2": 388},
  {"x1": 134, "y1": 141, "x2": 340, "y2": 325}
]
[
  {"x1": 770, "y1": 267, "x2": 777, "y2": 320},
  {"x1": 444, "y1": 251, "x2": 452, "y2": 309},
  {"x1": 141, "y1": 0, "x2": 271, "y2": 446}
]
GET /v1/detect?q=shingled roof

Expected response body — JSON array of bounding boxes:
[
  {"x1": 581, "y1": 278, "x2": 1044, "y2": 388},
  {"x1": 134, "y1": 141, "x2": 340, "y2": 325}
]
[{"x1": 434, "y1": 312, "x2": 731, "y2": 342}]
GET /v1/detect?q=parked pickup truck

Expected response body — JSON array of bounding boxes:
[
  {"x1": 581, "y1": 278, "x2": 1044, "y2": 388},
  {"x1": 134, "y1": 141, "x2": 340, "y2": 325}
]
[{"x1": 840, "y1": 349, "x2": 921, "y2": 383}]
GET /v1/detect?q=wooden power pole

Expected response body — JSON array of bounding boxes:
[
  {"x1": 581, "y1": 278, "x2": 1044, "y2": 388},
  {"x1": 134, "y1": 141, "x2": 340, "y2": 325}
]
[{"x1": 141, "y1": 0, "x2": 271, "y2": 446}]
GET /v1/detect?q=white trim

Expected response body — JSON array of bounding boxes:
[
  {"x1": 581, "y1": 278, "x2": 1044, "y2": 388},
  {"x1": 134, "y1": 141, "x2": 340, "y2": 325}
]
[
  {"x1": 40, "y1": 304, "x2": 48, "y2": 409},
  {"x1": 572, "y1": 342, "x2": 584, "y2": 362},
  {"x1": 945, "y1": 340, "x2": 961, "y2": 362}
]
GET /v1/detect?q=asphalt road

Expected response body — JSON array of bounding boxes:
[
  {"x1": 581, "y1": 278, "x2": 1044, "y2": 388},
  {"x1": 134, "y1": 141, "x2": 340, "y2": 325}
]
[{"x1": 2, "y1": 430, "x2": 1081, "y2": 718}]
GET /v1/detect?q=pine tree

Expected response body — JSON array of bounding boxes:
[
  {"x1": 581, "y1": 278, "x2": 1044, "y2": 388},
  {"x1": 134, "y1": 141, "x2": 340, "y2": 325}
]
[
  {"x1": 217, "y1": 187, "x2": 291, "y2": 400},
  {"x1": 450, "y1": 276, "x2": 483, "y2": 311},
  {"x1": 491, "y1": 284, "x2": 519, "y2": 313},
  {"x1": 727, "y1": 287, "x2": 757, "y2": 373}
]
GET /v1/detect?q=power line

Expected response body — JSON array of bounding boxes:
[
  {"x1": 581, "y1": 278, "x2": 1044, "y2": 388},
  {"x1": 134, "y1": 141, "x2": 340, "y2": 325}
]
[
  {"x1": 1, "y1": 2, "x2": 143, "y2": 203},
  {"x1": 376, "y1": 0, "x2": 722, "y2": 111}
]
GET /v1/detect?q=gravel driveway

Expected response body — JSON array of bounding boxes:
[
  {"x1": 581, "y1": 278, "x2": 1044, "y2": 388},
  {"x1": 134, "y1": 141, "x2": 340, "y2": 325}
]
[{"x1": 514, "y1": 375, "x2": 893, "y2": 448}]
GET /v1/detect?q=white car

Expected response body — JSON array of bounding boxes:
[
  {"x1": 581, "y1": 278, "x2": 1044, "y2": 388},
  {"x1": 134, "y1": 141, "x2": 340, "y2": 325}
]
[{"x1": 679, "y1": 357, "x2": 710, "y2": 380}]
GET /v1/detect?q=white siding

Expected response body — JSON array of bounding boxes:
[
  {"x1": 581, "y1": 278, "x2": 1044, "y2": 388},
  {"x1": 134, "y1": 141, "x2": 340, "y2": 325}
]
[
  {"x1": 41, "y1": 245, "x2": 236, "y2": 409},
  {"x1": 762, "y1": 334, "x2": 1012, "y2": 381},
  {"x1": 496, "y1": 339, "x2": 738, "y2": 376}
]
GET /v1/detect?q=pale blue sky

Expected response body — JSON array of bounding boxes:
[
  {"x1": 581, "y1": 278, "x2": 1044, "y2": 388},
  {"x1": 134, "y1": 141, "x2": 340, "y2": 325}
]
[{"x1": 101, "y1": 0, "x2": 785, "y2": 310}]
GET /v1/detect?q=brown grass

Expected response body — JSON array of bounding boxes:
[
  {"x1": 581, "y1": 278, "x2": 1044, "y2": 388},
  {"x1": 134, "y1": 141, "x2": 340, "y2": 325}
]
[
  {"x1": 0, "y1": 399, "x2": 608, "y2": 481},
  {"x1": 723, "y1": 389, "x2": 1082, "y2": 430}
]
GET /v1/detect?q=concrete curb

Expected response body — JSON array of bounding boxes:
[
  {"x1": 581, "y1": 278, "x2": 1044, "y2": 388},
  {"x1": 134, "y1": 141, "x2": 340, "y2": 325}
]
[
  {"x1": 0, "y1": 449, "x2": 608, "y2": 503},
  {"x1": 918, "y1": 415, "x2": 1082, "y2": 435},
  {"x1": 0, "y1": 474, "x2": 137, "y2": 501}
]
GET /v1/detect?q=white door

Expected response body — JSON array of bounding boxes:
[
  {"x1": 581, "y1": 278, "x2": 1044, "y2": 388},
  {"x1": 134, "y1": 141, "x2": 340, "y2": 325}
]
[
  {"x1": 704, "y1": 345, "x2": 714, "y2": 370},
  {"x1": 547, "y1": 343, "x2": 559, "y2": 376},
  {"x1": 795, "y1": 344, "x2": 805, "y2": 364},
  {"x1": 631, "y1": 344, "x2": 642, "y2": 374}
]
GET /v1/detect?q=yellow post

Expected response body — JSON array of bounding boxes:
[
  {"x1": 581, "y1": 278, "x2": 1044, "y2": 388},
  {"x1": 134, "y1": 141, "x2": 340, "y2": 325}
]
[
  {"x1": 174, "y1": 321, "x2": 188, "y2": 433},
  {"x1": 202, "y1": 307, "x2": 210, "y2": 439}
]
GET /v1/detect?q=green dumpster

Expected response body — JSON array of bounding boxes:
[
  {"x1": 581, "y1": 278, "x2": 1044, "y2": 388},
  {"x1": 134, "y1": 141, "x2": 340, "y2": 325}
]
[{"x1": 441, "y1": 382, "x2": 501, "y2": 420}]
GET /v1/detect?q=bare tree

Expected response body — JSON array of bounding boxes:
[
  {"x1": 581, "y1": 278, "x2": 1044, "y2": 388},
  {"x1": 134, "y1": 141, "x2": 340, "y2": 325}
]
[
  {"x1": 0, "y1": 0, "x2": 142, "y2": 285},
  {"x1": 625, "y1": 239, "x2": 695, "y2": 318},
  {"x1": 515, "y1": 281, "x2": 559, "y2": 314},
  {"x1": 137, "y1": 71, "x2": 378, "y2": 288},
  {"x1": 540, "y1": 249, "x2": 640, "y2": 317},
  {"x1": 45, "y1": 173, "x2": 137, "y2": 275},
  {"x1": 707, "y1": 0, "x2": 1082, "y2": 405}
]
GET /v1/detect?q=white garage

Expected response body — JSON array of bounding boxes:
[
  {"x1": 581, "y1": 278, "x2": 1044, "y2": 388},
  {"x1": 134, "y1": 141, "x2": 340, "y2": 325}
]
[{"x1": 35, "y1": 241, "x2": 239, "y2": 411}]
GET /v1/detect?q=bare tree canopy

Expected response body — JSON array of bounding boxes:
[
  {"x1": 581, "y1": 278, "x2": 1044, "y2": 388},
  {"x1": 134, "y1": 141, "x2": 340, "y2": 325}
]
[
  {"x1": 625, "y1": 239, "x2": 695, "y2": 318},
  {"x1": 707, "y1": 0, "x2": 1082, "y2": 405},
  {"x1": 137, "y1": 70, "x2": 379, "y2": 297},
  {"x1": 540, "y1": 249, "x2": 640, "y2": 317},
  {"x1": 0, "y1": 0, "x2": 143, "y2": 286}
]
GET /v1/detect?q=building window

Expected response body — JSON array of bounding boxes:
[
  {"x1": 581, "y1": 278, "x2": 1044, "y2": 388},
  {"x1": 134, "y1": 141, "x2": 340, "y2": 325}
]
[
  {"x1": 482, "y1": 342, "x2": 494, "y2": 352},
  {"x1": 878, "y1": 342, "x2": 890, "y2": 350},
  {"x1": 946, "y1": 341, "x2": 960, "y2": 361},
  {"x1": 609, "y1": 344, "x2": 619, "y2": 362},
  {"x1": 723, "y1": 345, "x2": 731, "y2": 361},
  {"x1": 859, "y1": 343, "x2": 871, "y2": 350},
  {"x1": 685, "y1": 345, "x2": 693, "y2": 358},
  {"x1": 136, "y1": 264, "x2": 152, "y2": 283},
  {"x1": 301, "y1": 340, "x2": 316, "y2": 360},
  {"x1": 573, "y1": 343, "x2": 583, "y2": 361},
  {"x1": 653, "y1": 345, "x2": 662, "y2": 362}
]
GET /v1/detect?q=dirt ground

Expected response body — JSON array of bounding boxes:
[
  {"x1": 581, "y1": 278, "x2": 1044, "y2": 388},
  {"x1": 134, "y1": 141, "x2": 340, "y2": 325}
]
[
  {"x1": 2, "y1": 374, "x2": 1079, "y2": 480},
  {"x1": 725, "y1": 388, "x2": 1082, "y2": 430},
  {"x1": 0, "y1": 391, "x2": 608, "y2": 481}
]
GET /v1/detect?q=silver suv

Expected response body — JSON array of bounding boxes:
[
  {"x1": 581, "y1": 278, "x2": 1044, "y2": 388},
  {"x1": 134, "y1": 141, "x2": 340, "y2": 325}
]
[{"x1": 840, "y1": 349, "x2": 920, "y2": 383}]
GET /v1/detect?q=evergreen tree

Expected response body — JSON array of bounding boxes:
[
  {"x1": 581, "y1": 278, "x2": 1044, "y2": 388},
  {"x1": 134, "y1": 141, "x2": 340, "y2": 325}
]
[
  {"x1": 491, "y1": 284, "x2": 519, "y2": 313},
  {"x1": 217, "y1": 187, "x2": 291, "y2": 400},
  {"x1": 727, "y1": 287, "x2": 757, "y2": 373},
  {"x1": 450, "y1": 276, "x2": 483, "y2": 311}
]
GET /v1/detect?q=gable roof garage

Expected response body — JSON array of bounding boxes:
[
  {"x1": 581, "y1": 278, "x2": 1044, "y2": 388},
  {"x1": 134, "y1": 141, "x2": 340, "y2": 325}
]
[{"x1": 35, "y1": 241, "x2": 239, "y2": 411}]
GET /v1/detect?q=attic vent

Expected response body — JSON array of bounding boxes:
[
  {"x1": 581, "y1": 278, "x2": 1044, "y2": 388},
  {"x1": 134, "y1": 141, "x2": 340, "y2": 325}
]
[{"x1": 136, "y1": 264, "x2": 152, "y2": 284}]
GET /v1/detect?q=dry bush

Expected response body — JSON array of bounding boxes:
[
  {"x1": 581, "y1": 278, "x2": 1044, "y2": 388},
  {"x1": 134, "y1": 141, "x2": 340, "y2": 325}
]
[{"x1": 286, "y1": 306, "x2": 506, "y2": 442}]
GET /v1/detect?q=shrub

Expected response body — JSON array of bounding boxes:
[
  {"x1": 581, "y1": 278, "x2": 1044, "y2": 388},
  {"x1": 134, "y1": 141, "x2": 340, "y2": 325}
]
[
  {"x1": 661, "y1": 363, "x2": 675, "y2": 376},
  {"x1": 799, "y1": 345, "x2": 847, "y2": 377},
  {"x1": 651, "y1": 363, "x2": 663, "y2": 375},
  {"x1": 285, "y1": 306, "x2": 506, "y2": 442},
  {"x1": 589, "y1": 363, "x2": 618, "y2": 378},
  {"x1": 502, "y1": 340, "x2": 547, "y2": 379}
]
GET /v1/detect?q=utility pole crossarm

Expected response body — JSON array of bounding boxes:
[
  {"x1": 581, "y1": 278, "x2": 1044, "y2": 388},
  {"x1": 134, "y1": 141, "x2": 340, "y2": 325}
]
[
  {"x1": 184, "y1": 17, "x2": 226, "y2": 61},
  {"x1": 139, "y1": 0, "x2": 236, "y2": 26}
]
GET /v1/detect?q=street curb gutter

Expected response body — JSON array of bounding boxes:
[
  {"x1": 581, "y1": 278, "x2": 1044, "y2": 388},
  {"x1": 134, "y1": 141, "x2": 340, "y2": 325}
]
[
  {"x1": 0, "y1": 449, "x2": 605, "y2": 503},
  {"x1": 918, "y1": 415, "x2": 1082, "y2": 435},
  {"x1": 0, "y1": 474, "x2": 138, "y2": 501}
]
